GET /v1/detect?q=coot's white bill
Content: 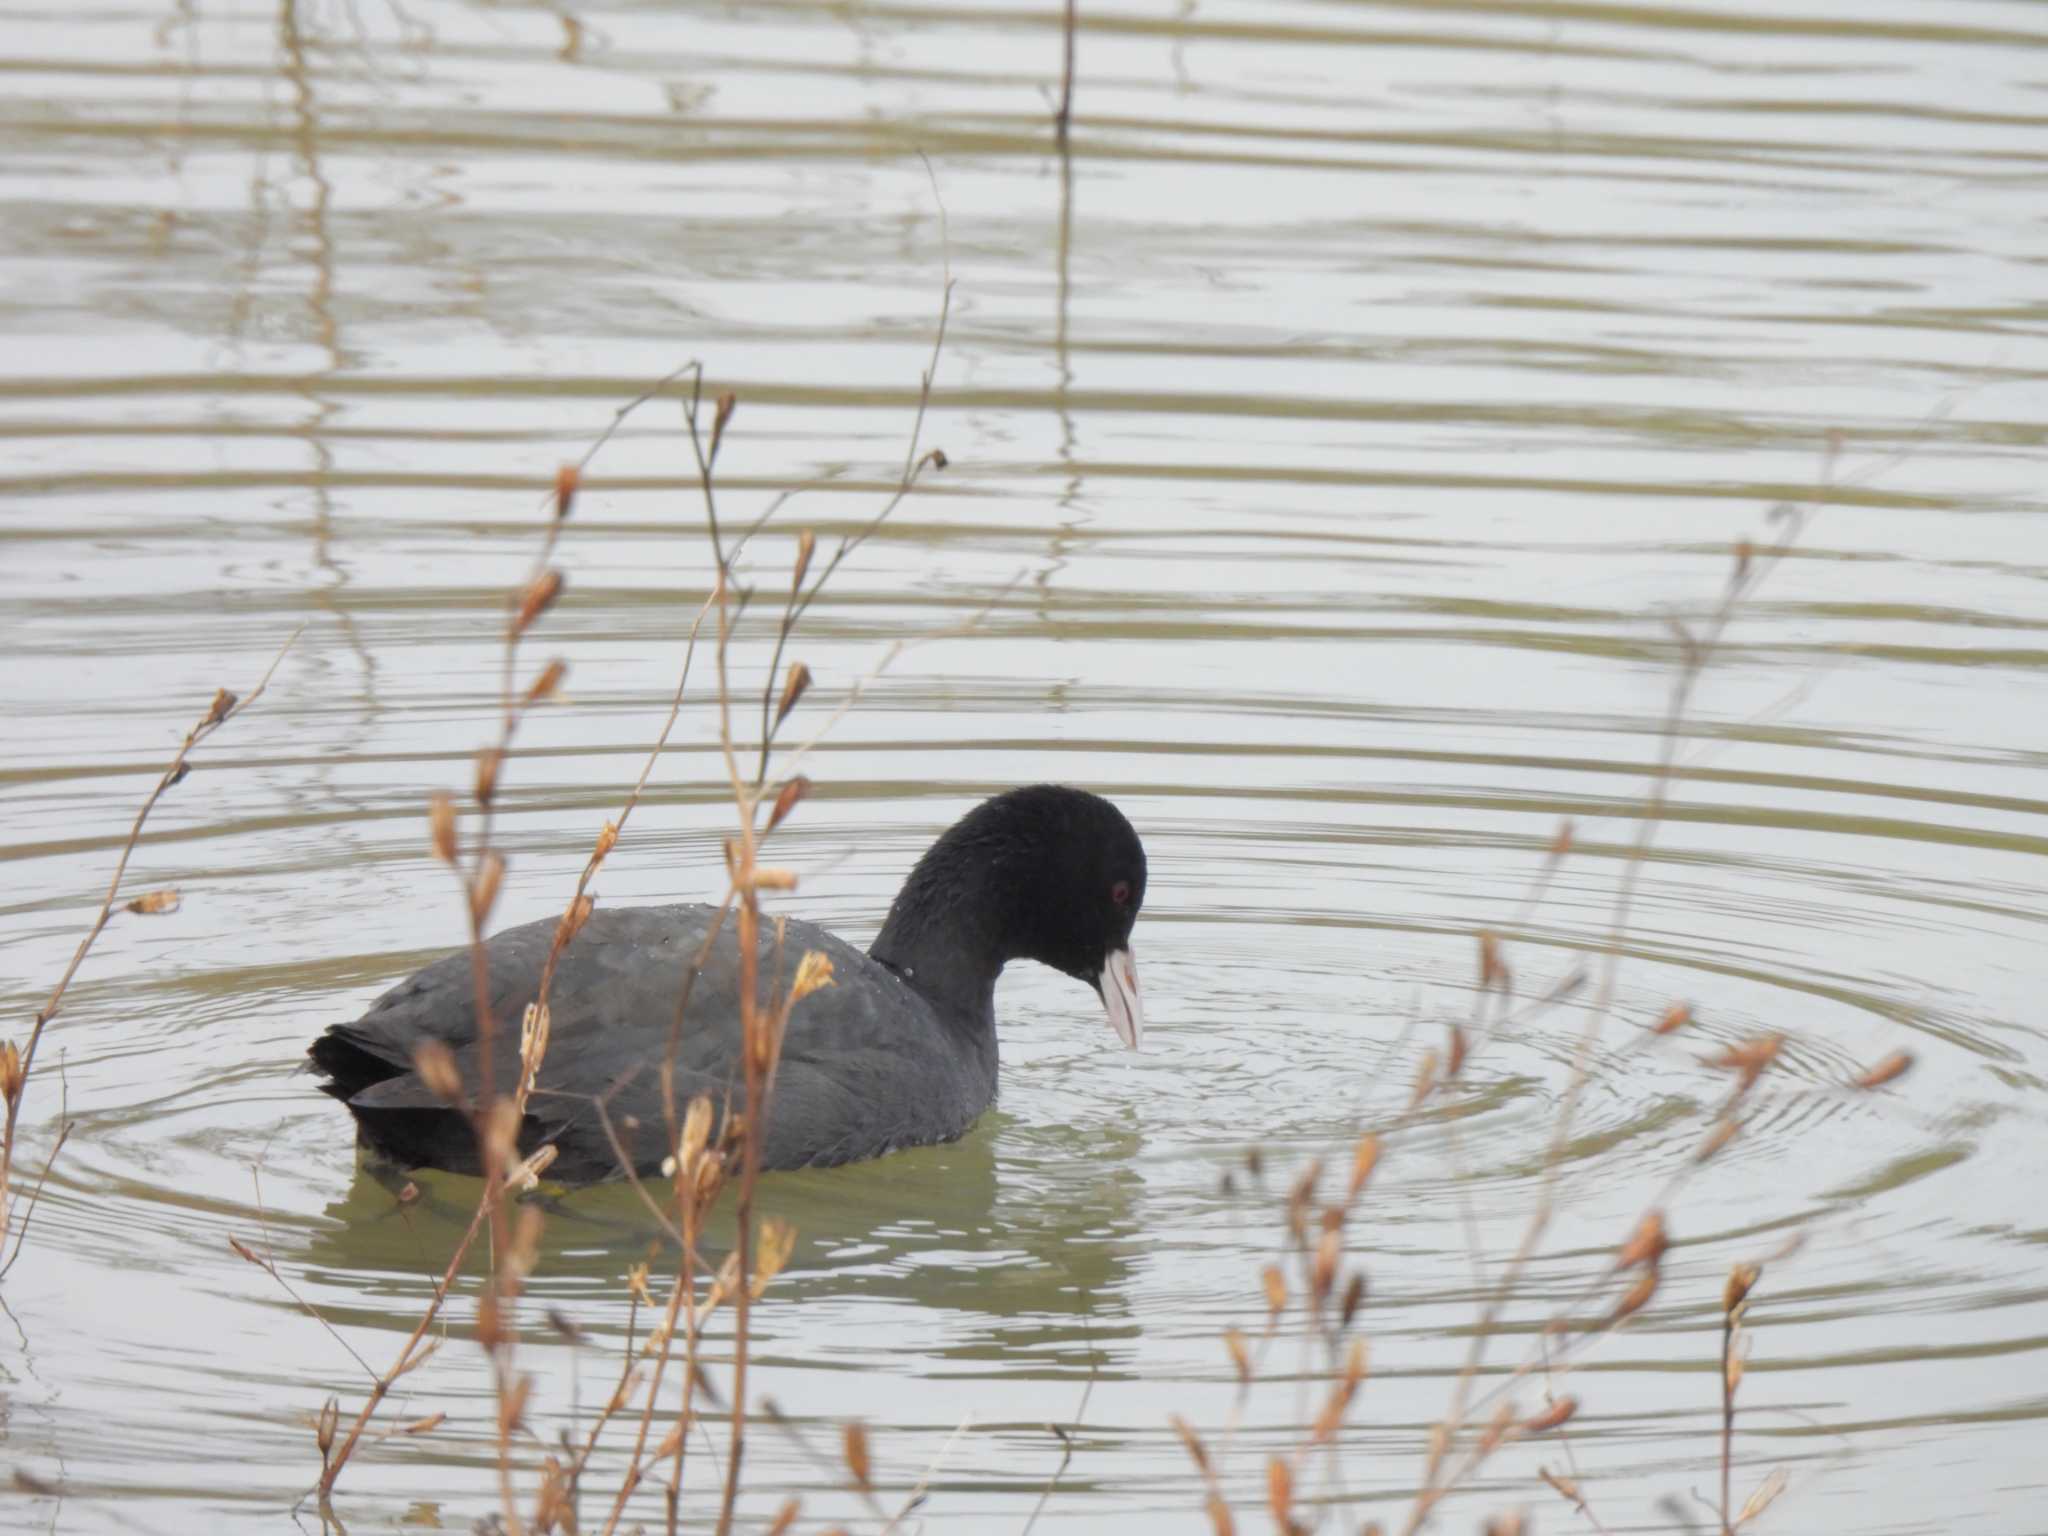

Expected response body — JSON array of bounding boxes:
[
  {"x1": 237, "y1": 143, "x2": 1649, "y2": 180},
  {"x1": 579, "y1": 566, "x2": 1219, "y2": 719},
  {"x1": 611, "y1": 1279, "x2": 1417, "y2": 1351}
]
[{"x1": 1103, "y1": 946, "x2": 1143, "y2": 1050}]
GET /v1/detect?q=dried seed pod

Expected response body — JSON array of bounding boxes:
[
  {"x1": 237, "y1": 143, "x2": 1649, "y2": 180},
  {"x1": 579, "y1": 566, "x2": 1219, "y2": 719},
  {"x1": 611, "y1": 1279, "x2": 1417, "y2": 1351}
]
[
  {"x1": 678, "y1": 1095, "x2": 715, "y2": 1176},
  {"x1": 559, "y1": 892, "x2": 595, "y2": 947},
  {"x1": 780, "y1": 954, "x2": 834, "y2": 1015},
  {"x1": 842, "y1": 1420, "x2": 871, "y2": 1491},
  {"x1": 1739, "y1": 1466, "x2": 1789, "y2": 1524},
  {"x1": 524, "y1": 657, "x2": 568, "y2": 706},
  {"x1": 514, "y1": 568, "x2": 565, "y2": 635},
  {"x1": 1611, "y1": 1264, "x2": 1659, "y2": 1325},
  {"x1": 401, "y1": 1411, "x2": 446, "y2": 1436},
  {"x1": 1522, "y1": 1396, "x2": 1578, "y2": 1433},
  {"x1": 1539, "y1": 1466, "x2": 1580, "y2": 1502},
  {"x1": 474, "y1": 745, "x2": 503, "y2": 808},
  {"x1": 1409, "y1": 1048, "x2": 1440, "y2": 1110},
  {"x1": 1170, "y1": 1413, "x2": 1211, "y2": 1474},
  {"x1": 1312, "y1": 1229, "x2": 1342, "y2": 1305},
  {"x1": 767, "y1": 775, "x2": 812, "y2": 834},
  {"x1": 766, "y1": 1498, "x2": 801, "y2": 1536},
  {"x1": 429, "y1": 792, "x2": 458, "y2": 864},
  {"x1": 204, "y1": 688, "x2": 237, "y2": 728},
  {"x1": 1339, "y1": 1272, "x2": 1367, "y2": 1329},
  {"x1": 509, "y1": 1144, "x2": 558, "y2": 1192},
  {"x1": 711, "y1": 391, "x2": 738, "y2": 458},
  {"x1": 553, "y1": 463, "x2": 578, "y2": 520},
  {"x1": 1261, "y1": 1264, "x2": 1287, "y2": 1319},
  {"x1": 1615, "y1": 1209, "x2": 1667, "y2": 1271},
  {"x1": 753, "y1": 1217, "x2": 797, "y2": 1297},
  {"x1": 499, "y1": 1373, "x2": 532, "y2": 1437},
  {"x1": 1549, "y1": 819, "x2": 1574, "y2": 857},
  {"x1": 1222, "y1": 1327, "x2": 1251, "y2": 1385},
  {"x1": 922, "y1": 446, "x2": 949, "y2": 472},
  {"x1": 0, "y1": 1040, "x2": 23, "y2": 1107},
  {"x1": 484, "y1": 1097, "x2": 522, "y2": 1171},
  {"x1": 125, "y1": 888, "x2": 181, "y2": 916},
  {"x1": 1266, "y1": 1455, "x2": 1293, "y2": 1526},
  {"x1": 1708, "y1": 1033, "x2": 1784, "y2": 1093},
  {"x1": 315, "y1": 1395, "x2": 339, "y2": 1460},
  {"x1": 592, "y1": 819, "x2": 619, "y2": 864},
  {"x1": 792, "y1": 529, "x2": 816, "y2": 592},
  {"x1": 1696, "y1": 1118, "x2": 1740, "y2": 1163},
  {"x1": 749, "y1": 865, "x2": 799, "y2": 892},
  {"x1": 412, "y1": 1040, "x2": 463, "y2": 1104},
  {"x1": 1653, "y1": 1002, "x2": 1692, "y2": 1035},
  {"x1": 1478, "y1": 931, "x2": 1504, "y2": 988},
  {"x1": 1446, "y1": 1023, "x2": 1468, "y2": 1079},
  {"x1": 1724, "y1": 1262, "x2": 1761, "y2": 1315},
  {"x1": 775, "y1": 662, "x2": 812, "y2": 728},
  {"x1": 471, "y1": 850, "x2": 505, "y2": 924},
  {"x1": 1205, "y1": 1494, "x2": 1236, "y2": 1536},
  {"x1": 475, "y1": 1290, "x2": 503, "y2": 1351},
  {"x1": 1854, "y1": 1049, "x2": 1913, "y2": 1090},
  {"x1": 1348, "y1": 1132, "x2": 1381, "y2": 1201}
]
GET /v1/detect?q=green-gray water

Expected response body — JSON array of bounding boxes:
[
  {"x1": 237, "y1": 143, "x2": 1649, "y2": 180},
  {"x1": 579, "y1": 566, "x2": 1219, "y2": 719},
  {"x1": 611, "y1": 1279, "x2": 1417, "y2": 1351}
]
[{"x1": 3, "y1": 2, "x2": 2045, "y2": 1530}]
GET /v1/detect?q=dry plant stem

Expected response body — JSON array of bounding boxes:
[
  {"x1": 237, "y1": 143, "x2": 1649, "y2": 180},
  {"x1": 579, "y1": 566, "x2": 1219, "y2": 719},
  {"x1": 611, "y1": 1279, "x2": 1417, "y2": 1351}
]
[
  {"x1": 1055, "y1": 0, "x2": 1078, "y2": 140},
  {"x1": 599, "y1": 1243, "x2": 699, "y2": 1536},
  {"x1": 1404, "y1": 490, "x2": 1825, "y2": 1536},
  {"x1": 319, "y1": 1192, "x2": 493, "y2": 1498},
  {"x1": 1720, "y1": 1308, "x2": 1737, "y2": 1533},
  {"x1": 2, "y1": 627, "x2": 300, "y2": 1272}
]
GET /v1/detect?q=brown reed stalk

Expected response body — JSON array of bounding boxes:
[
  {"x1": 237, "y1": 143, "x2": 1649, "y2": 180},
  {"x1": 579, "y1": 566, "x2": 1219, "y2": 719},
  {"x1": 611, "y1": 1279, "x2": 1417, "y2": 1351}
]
[
  {"x1": 1398, "y1": 464, "x2": 1838, "y2": 1534},
  {"x1": 1055, "y1": 0, "x2": 1078, "y2": 141},
  {"x1": 1, "y1": 627, "x2": 299, "y2": 1283}
]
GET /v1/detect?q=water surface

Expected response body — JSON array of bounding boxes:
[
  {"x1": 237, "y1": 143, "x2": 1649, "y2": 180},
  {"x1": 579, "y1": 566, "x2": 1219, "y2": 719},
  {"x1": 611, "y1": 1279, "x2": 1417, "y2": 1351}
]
[{"x1": 3, "y1": 1, "x2": 2046, "y2": 1531}]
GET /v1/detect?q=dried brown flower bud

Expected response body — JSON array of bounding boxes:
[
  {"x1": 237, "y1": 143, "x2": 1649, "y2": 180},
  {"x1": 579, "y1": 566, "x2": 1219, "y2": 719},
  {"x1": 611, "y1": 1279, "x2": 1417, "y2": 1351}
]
[
  {"x1": 1339, "y1": 1271, "x2": 1367, "y2": 1329},
  {"x1": 793, "y1": 529, "x2": 816, "y2": 592},
  {"x1": 1222, "y1": 1327, "x2": 1251, "y2": 1385},
  {"x1": 1348, "y1": 1132, "x2": 1381, "y2": 1201},
  {"x1": 553, "y1": 463, "x2": 578, "y2": 520},
  {"x1": 1854, "y1": 1049, "x2": 1913, "y2": 1090},
  {"x1": 791, "y1": 950, "x2": 835, "y2": 1005},
  {"x1": 471, "y1": 850, "x2": 505, "y2": 924},
  {"x1": 1724, "y1": 1262, "x2": 1761, "y2": 1315},
  {"x1": 1266, "y1": 1455, "x2": 1293, "y2": 1525},
  {"x1": 711, "y1": 391, "x2": 738, "y2": 459},
  {"x1": 1615, "y1": 1209, "x2": 1667, "y2": 1271},
  {"x1": 0, "y1": 1040, "x2": 24, "y2": 1107},
  {"x1": 204, "y1": 688, "x2": 237, "y2": 728},
  {"x1": 775, "y1": 662, "x2": 812, "y2": 728},
  {"x1": 1653, "y1": 1002, "x2": 1691, "y2": 1035},
  {"x1": 1696, "y1": 1118, "x2": 1740, "y2": 1163},
  {"x1": 1522, "y1": 1396, "x2": 1578, "y2": 1433},
  {"x1": 524, "y1": 657, "x2": 568, "y2": 706},
  {"x1": 125, "y1": 888, "x2": 181, "y2": 916},
  {"x1": 1611, "y1": 1264, "x2": 1659, "y2": 1325},
  {"x1": 1261, "y1": 1264, "x2": 1287, "y2": 1319},
  {"x1": 412, "y1": 1040, "x2": 463, "y2": 1104},
  {"x1": 841, "y1": 1420, "x2": 871, "y2": 1490},
  {"x1": 767, "y1": 775, "x2": 812, "y2": 835},
  {"x1": 474, "y1": 745, "x2": 502, "y2": 808},
  {"x1": 514, "y1": 568, "x2": 564, "y2": 635},
  {"x1": 429, "y1": 792, "x2": 459, "y2": 864},
  {"x1": 316, "y1": 1395, "x2": 339, "y2": 1459},
  {"x1": 1170, "y1": 1413, "x2": 1210, "y2": 1475}
]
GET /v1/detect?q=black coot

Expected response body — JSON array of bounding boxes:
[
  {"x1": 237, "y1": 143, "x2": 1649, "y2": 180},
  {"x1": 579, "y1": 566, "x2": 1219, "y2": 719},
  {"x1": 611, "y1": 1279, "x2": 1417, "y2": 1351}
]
[{"x1": 309, "y1": 785, "x2": 1147, "y2": 1181}]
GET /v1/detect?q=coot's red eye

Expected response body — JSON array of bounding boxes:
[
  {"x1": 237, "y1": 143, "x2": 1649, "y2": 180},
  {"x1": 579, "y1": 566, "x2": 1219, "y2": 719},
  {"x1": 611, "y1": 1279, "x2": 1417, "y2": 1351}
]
[{"x1": 1111, "y1": 879, "x2": 1131, "y2": 906}]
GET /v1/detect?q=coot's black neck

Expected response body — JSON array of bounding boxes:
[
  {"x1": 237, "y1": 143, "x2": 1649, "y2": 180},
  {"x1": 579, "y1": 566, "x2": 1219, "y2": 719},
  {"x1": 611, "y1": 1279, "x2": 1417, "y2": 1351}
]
[{"x1": 869, "y1": 843, "x2": 1019, "y2": 1035}]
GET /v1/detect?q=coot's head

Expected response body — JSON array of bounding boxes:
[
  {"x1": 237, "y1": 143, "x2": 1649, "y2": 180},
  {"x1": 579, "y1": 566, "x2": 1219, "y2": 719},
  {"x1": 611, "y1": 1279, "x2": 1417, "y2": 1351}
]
[{"x1": 873, "y1": 784, "x2": 1149, "y2": 1047}]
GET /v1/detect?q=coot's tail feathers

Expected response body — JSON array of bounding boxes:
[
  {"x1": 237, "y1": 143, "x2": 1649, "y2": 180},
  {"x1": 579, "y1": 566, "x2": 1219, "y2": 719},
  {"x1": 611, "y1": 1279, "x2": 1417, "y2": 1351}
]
[{"x1": 306, "y1": 1025, "x2": 412, "y2": 1101}]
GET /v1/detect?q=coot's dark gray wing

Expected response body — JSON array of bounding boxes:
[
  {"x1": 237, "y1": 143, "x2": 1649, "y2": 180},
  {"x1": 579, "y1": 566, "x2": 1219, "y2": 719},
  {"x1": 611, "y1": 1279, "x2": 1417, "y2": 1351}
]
[{"x1": 309, "y1": 904, "x2": 971, "y2": 1178}]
